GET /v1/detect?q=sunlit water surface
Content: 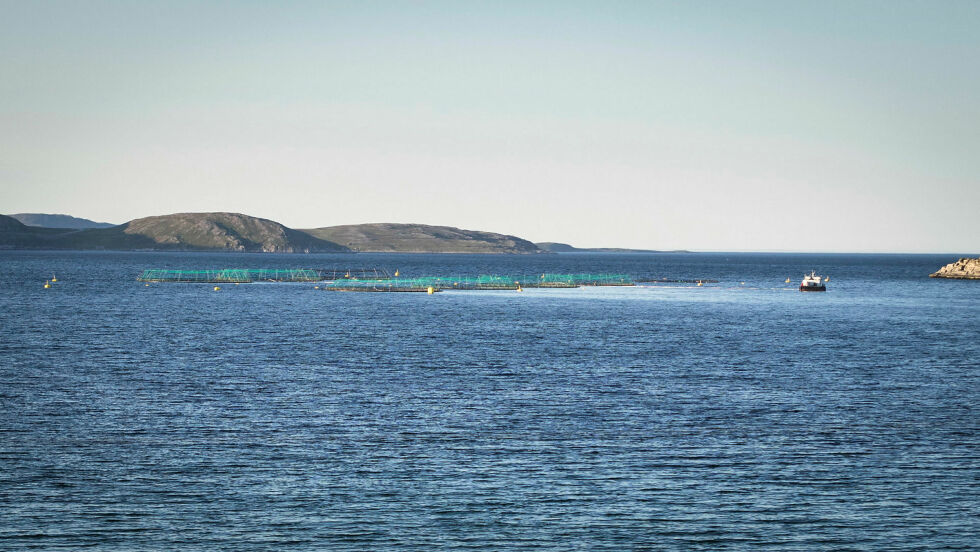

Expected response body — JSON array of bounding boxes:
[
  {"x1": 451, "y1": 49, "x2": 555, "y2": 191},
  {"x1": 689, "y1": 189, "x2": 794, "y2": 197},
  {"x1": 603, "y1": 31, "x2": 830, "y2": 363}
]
[{"x1": 1, "y1": 251, "x2": 978, "y2": 550}]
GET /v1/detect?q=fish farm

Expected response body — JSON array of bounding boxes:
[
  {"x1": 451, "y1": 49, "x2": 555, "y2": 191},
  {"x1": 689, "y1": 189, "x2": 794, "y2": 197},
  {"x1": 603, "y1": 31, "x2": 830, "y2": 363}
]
[
  {"x1": 137, "y1": 268, "x2": 391, "y2": 283},
  {"x1": 138, "y1": 268, "x2": 635, "y2": 292},
  {"x1": 323, "y1": 273, "x2": 632, "y2": 292}
]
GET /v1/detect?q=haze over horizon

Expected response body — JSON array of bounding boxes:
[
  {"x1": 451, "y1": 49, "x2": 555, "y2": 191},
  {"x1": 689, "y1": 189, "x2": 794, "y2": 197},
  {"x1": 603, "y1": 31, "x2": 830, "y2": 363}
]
[{"x1": 2, "y1": 1, "x2": 977, "y2": 253}]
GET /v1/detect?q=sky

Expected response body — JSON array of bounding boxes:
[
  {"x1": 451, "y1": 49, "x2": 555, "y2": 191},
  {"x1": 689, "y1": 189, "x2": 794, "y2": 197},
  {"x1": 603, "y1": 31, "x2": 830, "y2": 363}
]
[{"x1": 1, "y1": 1, "x2": 978, "y2": 252}]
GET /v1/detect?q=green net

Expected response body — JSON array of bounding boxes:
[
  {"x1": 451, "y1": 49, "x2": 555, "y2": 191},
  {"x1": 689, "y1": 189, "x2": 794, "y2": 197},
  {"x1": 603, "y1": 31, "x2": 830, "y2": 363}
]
[
  {"x1": 138, "y1": 269, "x2": 634, "y2": 290},
  {"x1": 137, "y1": 268, "x2": 389, "y2": 283},
  {"x1": 321, "y1": 273, "x2": 634, "y2": 292}
]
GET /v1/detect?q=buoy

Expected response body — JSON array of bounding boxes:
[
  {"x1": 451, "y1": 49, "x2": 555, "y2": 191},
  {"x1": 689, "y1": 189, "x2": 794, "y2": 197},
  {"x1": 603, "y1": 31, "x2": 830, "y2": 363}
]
[
  {"x1": 785, "y1": 278, "x2": 791, "y2": 283},
  {"x1": 516, "y1": 286, "x2": 523, "y2": 292},
  {"x1": 44, "y1": 281, "x2": 51, "y2": 289},
  {"x1": 145, "y1": 283, "x2": 149, "y2": 287},
  {"x1": 314, "y1": 286, "x2": 320, "y2": 290},
  {"x1": 825, "y1": 276, "x2": 830, "y2": 282},
  {"x1": 394, "y1": 270, "x2": 399, "y2": 277},
  {"x1": 427, "y1": 286, "x2": 434, "y2": 295},
  {"x1": 213, "y1": 286, "x2": 220, "y2": 291},
  {"x1": 740, "y1": 282, "x2": 745, "y2": 285},
  {"x1": 697, "y1": 281, "x2": 703, "y2": 286},
  {"x1": 51, "y1": 274, "x2": 58, "y2": 282}
]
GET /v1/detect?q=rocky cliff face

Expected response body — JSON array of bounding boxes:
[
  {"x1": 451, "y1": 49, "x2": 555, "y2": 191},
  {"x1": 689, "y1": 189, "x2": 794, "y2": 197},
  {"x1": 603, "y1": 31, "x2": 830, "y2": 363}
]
[{"x1": 930, "y1": 258, "x2": 980, "y2": 280}]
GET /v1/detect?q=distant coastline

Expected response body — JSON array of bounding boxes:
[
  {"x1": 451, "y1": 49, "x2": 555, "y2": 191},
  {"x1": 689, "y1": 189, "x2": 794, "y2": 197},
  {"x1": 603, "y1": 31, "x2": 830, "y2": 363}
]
[
  {"x1": 535, "y1": 242, "x2": 689, "y2": 254},
  {"x1": 1, "y1": 212, "x2": 675, "y2": 255}
]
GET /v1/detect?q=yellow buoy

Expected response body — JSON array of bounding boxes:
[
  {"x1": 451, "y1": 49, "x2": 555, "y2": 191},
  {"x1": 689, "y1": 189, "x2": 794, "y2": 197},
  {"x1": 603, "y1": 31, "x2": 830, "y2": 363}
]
[
  {"x1": 517, "y1": 286, "x2": 523, "y2": 292},
  {"x1": 44, "y1": 281, "x2": 51, "y2": 289},
  {"x1": 145, "y1": 283, "x2": 149, "y2": 287},
  {"x1": 427, "y1": 286, "x2": 434, "y2": 295},
  {"x1": 51, "y1": 274, "x2": 58, "y2": 282},
  {"x1": 394, "y1": 270, "x2": 399, "y2": 277},
  {"x1": 697, "y1": 281, "x2": 703, "y2": 286},
  {"x1": 213, "y1": 286, "x2": 221, "y2": 291},
  {"x1": 314, "y1": 286, "x2": 320, "y2": 290},
  {"x1": 785, "y1": 278, "x2": 791, "y2": 283}
]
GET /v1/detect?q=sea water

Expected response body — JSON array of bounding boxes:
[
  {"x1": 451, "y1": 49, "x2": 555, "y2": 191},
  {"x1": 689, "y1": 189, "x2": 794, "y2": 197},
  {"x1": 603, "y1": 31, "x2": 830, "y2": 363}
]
[{"x1": 1, "y1": 251, "x2": 977, "y2": 550}]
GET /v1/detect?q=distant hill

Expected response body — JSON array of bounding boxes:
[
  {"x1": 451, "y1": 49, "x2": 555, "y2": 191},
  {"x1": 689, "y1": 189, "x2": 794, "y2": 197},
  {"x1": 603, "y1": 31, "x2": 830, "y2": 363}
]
[
  {"x1": 8, "y1": 213, "x2": 116, "y2": 229},
  {"x1": 109, "y1": 213, "x2": 349, "y2": 252},
  {"x1": 0, "y1": 214, "x2": 27, "y2": 232},
  {"x1": 4, "y1": 213, "x2": 631, "y2": 254},
  {"x1": 0, "y1": 212, "x2": 349, "y2": 253},
  {"x1": 302, "y1": 223, "x2": 546, "y2": 254},
  {"x1": 536, "y1": 242, "x2": 684, "y2": 253},
  {"x1": 0, "y1": 215, "x2": 68, "y2": 248}
]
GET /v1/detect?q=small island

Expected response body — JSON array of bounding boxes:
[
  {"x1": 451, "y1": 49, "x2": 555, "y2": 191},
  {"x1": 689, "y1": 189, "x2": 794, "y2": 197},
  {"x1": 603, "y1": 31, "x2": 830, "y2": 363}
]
[
  {"x1": 535, "y1": 242, "x2": 687, "y2": 253},
  {"x1": 930, "y1": 258, "x2": 980, "y2": 280}
]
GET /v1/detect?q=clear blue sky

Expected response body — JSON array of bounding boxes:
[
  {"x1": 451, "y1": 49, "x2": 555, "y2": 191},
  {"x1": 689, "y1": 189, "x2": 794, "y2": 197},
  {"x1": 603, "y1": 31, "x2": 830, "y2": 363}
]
[{"x1": 1, "y1": 1, "x2": 977, "y2": 252}]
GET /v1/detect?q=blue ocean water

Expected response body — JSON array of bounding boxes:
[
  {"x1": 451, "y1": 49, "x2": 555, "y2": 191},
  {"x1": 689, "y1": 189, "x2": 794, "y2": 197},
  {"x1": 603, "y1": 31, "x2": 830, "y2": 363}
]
[{"x1": 1, "y1": 251, "x2": 978, "y2": 551}]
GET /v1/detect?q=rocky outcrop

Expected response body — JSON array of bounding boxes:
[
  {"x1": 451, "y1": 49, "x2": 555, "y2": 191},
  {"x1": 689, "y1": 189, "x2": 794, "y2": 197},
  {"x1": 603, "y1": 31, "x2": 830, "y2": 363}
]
[{"x1": 930, "y1": 257, "x2": 980, "y2": 280}]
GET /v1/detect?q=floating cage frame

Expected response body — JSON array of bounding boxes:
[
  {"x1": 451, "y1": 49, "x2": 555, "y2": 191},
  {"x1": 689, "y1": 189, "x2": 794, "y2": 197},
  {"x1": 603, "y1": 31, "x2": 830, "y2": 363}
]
[
  {"x1": 137, "y1": 268, "x2": 390, "y2": 283},
  {"x1": 138, "y1": 268, "x2": 635, "y2": 291},
  {"x1": 320, "y1": 273, "x2": 634, "y2": 292},
  {"x1": 637, "y1": 278, "x2": 720, "y2": 284},
  {"x1": 535, "y1": 273, "x2": 634, "y2": 287},
  {"x1": 322, "y1": 278, "x2": 439, "y2": 292}
]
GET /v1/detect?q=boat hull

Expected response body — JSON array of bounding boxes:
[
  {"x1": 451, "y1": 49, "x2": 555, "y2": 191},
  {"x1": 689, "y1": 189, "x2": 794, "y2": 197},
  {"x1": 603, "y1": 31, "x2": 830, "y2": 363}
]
[{"x1": 799, "y1": 285, "x2": 826, "y2": 292}]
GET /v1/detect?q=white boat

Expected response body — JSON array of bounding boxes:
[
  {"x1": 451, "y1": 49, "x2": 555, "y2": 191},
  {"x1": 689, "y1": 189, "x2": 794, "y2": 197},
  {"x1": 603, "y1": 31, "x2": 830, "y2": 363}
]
[{"x1": 799, "y1": 271, "x2": 827, "y2": 292}]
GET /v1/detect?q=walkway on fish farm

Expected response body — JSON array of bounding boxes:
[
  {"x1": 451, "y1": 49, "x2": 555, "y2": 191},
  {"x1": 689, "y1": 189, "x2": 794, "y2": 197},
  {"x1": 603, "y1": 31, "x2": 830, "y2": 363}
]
[
  {"x1": 637, "y1": 278, "x2": 720, "y2": 284},
  {"x1": 321, "y1": 273, "x2": 635, "y2": 292},
  {"x1": 137, "y1": 268, "x2": 390, "y2": 283}
]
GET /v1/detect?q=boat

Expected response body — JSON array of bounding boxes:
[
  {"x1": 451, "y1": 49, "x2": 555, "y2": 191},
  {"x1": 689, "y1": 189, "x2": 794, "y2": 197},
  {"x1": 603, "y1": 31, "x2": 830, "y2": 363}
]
[{"x1": 799, "y1": 271, "x2": 827, "y2": 292}]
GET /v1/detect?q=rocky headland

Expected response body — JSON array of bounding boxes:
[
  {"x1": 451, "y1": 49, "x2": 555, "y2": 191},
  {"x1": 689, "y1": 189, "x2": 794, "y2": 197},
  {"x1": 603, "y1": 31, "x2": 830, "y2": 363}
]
[
  {"x1": 303, "y1": 223, "x2": 544, "y2": 254},
  {"x1": 930, "y1": 257, "x2": 980, "y2": 280},
  {"x1": 536, "y1": 242, "x2": 687, "y2": 253}
]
